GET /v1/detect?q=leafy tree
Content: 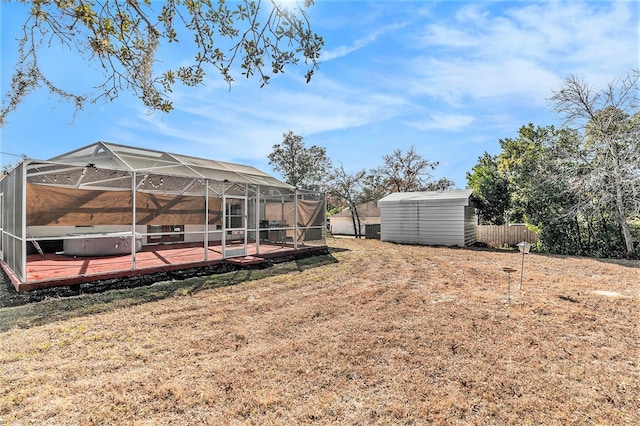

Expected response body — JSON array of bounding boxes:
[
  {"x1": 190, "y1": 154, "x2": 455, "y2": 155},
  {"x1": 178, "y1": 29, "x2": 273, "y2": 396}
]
[
  {"x1": 473, "y1": 120, "x2": 635, "y2": 257},
  {"x1": 374, "y1": 145, "x2": 440, "y2": 193},
  {"x1": 354, "y1": 146, "x2": 454, "y2": 207},
  {"x1": 468, "y1": 125, "x2": 567, "y2": 226},
  {"x1": 0, "y1": 0, "x2": 323, "y2": 125},
  {"x1": 468, "y1": 73, "x2": 640, "y2": 258},
  {"x1": 357, "y1": 172, "x2": 389, "y2": 204},
  {"x1": 498, "y1": 125, "x2": 603, "y2": 255},
  {"x1": 550, "y1": 71, "x2": 640, "y2": 255},
  {"x1": 328, "y1": 163, "x2": 367, "y2": 238},
  {"x1": 497, "y1": 124, "x2": 568, "y2": 223},
  {"x1": 267, "y1": 131, "x2": 331, "y2": 191},
  {"x1": 424, "y1": 177, "x2": 456, "y2": 192},
  {"x1": 466, "y1": 152, "x2": 510, "y2": 225}
]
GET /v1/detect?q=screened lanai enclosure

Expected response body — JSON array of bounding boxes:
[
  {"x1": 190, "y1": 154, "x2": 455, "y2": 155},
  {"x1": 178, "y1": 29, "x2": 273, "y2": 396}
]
[{"x1": 0, "y1": 142, "x2": 327, "y2": 291}]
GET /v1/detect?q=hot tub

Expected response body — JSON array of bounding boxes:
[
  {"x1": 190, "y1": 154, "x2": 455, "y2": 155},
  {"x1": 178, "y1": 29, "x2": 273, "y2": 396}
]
[{"x1": 63, "y1": 232, "x2": 143, "y2": 256}]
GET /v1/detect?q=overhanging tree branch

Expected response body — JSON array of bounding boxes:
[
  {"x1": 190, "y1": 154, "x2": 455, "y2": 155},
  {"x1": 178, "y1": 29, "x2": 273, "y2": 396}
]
[{"x1": 1, "y1": 0, "x2": 323, "y2": 125}]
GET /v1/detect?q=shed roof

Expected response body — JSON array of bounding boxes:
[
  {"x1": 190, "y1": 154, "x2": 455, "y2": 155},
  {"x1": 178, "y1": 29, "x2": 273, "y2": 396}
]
[{"x1": 377, "y1": 189, "x2": 473, "y2": 205}]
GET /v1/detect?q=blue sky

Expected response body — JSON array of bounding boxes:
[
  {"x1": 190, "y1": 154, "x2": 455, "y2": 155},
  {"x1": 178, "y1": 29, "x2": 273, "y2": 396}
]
[{"x1": 1, "y1": 1, "x2": 638, "y2": 188}]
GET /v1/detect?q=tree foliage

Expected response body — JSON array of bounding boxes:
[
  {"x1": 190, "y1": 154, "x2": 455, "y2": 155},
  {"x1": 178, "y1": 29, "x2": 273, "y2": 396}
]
[
  {"x1": 374, "y1": 145, "x2": 439, "y2": 193},
  {"x1": 468, "y1": 79, "x2": 640, "y2": 258},
  {"x1": 324, "y1": 146, "x2": 453, "y2": 236},
  {"x1": 0, "y1": 0, "x2": 323, "y2": 125},
  {"x1": 333, "y1": 146, "x2": 455, "y2": 209},
  {"x1": 357, "y1": 172, "x2": 389, "y2": 205},
  {"x1": 424, "y1": 177, "x2": 456, "y2": 192},
  {"x1": 267, "y1": 130, "x2": 331, "y2": 191},
  {"x1": 469, "y1": 121, "x2": 636, "y2": 257},
  {"x1": 497, "y1": 124, "x2": 570, "y2": 224},
  {"x1": 550, "y1": 70, "x2": 640, "y2": 255},
  {"x1": 466, "y1": 152, "x2": 510, "y2": 225}
]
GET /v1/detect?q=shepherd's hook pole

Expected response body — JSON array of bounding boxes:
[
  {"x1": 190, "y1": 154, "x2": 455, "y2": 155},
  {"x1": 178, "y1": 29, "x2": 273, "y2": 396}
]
[{"x1": 520, "y1": 251, "x2": 525, "y2": 290}]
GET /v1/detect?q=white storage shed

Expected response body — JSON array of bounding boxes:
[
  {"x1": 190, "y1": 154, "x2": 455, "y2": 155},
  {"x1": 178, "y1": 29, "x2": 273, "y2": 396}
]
[{"x1": 377, "y1": 190, "x2": 477, "y2": 246}]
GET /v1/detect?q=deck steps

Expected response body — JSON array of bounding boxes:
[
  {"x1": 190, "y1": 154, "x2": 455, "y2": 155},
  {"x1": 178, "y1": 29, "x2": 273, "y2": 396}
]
[{"x1": 225, "y1": 256, "x2": 266, "y2": 266}]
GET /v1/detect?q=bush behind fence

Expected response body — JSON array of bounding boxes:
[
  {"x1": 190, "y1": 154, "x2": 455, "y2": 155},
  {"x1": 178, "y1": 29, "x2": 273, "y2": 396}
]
[{"x1": 477, "y1": 225, "x2": 539, "y2": 247}]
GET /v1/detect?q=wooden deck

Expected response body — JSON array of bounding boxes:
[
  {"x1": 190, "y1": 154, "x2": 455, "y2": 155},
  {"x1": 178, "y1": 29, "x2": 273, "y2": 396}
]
[{"x1": 4, "y1": 242, "x2": 326, "y2": 292}]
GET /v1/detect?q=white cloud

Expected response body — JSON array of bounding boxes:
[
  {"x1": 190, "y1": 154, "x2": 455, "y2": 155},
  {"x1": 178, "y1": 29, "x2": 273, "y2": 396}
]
[
  {"x1": 418, "y1": 24, "x2": 479, "y2": 48},
  {"x1": 409, "y1": 1, "x2": 638, "y2": 105},
  {"x1": 406, "y1": 113, "x2": 475, "y2": 132},
  {"x1": 320, "y1": 21, "x2": 410, "y2": 62},
  {"x1": 454, "y1": 3, "x2": 492, "y2": 25},
  {"x1": 409, "y1": 57, "x2": 560, "y2": 106},
  {"x1": 113, "y1": 73, "x2": 411, "y2": 163}
]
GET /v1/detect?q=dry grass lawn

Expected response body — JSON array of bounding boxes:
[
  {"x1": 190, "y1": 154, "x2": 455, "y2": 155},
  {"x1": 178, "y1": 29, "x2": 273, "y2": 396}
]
[{"x1": 1, "y1": 237, "x2": 639, "y2": 425}]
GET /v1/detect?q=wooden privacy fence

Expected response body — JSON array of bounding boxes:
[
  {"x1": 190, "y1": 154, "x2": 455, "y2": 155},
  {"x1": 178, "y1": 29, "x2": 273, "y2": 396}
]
[{"x1": 477, "y1": 224, "x2": 539, "y2": 247}]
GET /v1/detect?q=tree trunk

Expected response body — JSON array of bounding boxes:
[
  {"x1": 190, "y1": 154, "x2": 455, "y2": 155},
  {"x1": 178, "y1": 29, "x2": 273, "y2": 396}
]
[
  {"x1": 615, "y1": 185, "x2": 634, "y2": 255},
  {"x1": 611, "y1": 147, "x2": 634, "y2": 255},
  {"x1": 349, "y1": 203, "x2": 362, "y2": 239},
  {"x1": 574, "y1": 216, "x2": 583, "y2": 255},
  {"x1": 354, "y1": 210, "x2": 363, "y2": 239}
]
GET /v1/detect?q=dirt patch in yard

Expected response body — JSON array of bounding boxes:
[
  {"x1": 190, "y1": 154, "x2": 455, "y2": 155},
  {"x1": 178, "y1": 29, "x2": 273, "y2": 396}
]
[{"x1": 1, "y1": 238, "x2": 638, "y2": 425}]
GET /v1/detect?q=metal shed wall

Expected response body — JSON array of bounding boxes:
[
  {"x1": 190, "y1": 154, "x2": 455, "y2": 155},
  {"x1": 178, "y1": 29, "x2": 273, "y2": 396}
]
[
  {"x1": 378, "y1": 190, "x2": 476, "y2": 247},
  {"x1": 464, "y1": 205, "x2": 478, "y2": 246}
]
